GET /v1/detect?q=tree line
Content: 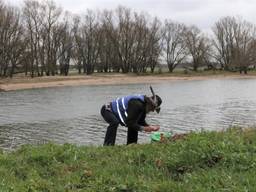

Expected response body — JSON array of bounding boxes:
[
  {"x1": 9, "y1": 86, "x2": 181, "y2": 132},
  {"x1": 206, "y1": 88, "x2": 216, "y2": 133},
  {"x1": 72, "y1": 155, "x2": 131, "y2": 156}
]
[{"x1": 1, "y1": 0, "x2": 256, "y2": 77}]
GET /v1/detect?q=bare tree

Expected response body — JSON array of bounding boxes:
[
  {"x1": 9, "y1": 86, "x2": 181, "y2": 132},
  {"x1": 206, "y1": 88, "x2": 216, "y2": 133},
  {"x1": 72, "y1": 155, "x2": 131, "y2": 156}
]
[
  {"x1": 162, "y1": 20, "x2": 186, "y2": 72},
  {"x1": 146, "y1": 17, "x2": 162, "y2": 73},
  {"x1": 212, "y1": 16, "x2": 237, "y2": 70},
  {"x1": 232, "y1": 19, "x2": 255, "y2": 73},
  {"x1": 8, "y1": 0, "x2": 256, "y2": 78},
  {"x1": 58, "y1": 12, "x2": 74, "y2": 76},
  {"x1": 41, "y1": 0, "x2": 62, "y2": 76},
  {"x1": 246, "y1": 38, "x2": 256, "y2": 71},
  {"x1": 212, "y1": 16, "x2": 256, "y2": 72},
  {"x1": 72, "y1": 15, "x2": 83, "y2": 74},
  {"x1": 112, "y1": 6, "x2": 135, "y2": 73},
  {"x1": 77, "y1": 10, "x2": 100, "y2": 75},
  {"x1": 127, "y1": 12, "x2": 150, "y2": 73},
  {"x1": 107, "y1": 9, "x2": 162, "y2": 74},
  {"x1": 23, "y1": 0, "x2": 63, "y2": 76},
  {"x1": 98, "y1": 10, "x2": 117, "y2": 72},
  {"x1": 23, "y1": 0, "x2": 45, "y2": 77},
  {"x1": 0, "y1": 4, "x2": 24, "y2": 77},
  {"x1": 183, "y1": 25, "x2": 211, "y2": 71},
  {"x1": 8, "y1": 8, "x2": 25, "y2": 78}
]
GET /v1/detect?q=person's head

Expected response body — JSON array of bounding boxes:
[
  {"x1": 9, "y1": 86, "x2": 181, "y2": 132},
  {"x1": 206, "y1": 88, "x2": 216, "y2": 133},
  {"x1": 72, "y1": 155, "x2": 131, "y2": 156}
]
[{"x1": 145, "y1": 94, "x2": 162, "y2": 113}]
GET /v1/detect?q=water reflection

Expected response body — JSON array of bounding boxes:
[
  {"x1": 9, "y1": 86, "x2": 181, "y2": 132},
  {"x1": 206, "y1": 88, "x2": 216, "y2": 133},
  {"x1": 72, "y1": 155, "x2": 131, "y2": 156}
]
[{"x1": 1, "y1": 78, "x2": 256, "y2": 150}]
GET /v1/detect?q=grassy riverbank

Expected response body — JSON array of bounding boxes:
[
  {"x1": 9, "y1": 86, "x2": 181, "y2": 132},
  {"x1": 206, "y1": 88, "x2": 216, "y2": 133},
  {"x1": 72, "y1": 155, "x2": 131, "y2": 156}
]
[{"x1": 1, "y1": 128, "x2": 256, "y2": 191}]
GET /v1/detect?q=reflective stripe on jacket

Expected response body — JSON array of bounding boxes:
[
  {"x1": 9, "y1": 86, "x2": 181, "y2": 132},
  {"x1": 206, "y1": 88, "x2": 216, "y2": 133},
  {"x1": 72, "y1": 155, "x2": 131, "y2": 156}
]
[{"x1": 111, "y1": 95, "x2": 145, "y2": 126}]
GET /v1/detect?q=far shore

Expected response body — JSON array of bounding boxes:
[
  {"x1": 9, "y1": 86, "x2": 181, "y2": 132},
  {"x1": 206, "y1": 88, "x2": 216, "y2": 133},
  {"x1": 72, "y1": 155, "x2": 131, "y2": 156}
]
[{"x1": 1, "y1": 73, "x2": 256, "y2": 91}]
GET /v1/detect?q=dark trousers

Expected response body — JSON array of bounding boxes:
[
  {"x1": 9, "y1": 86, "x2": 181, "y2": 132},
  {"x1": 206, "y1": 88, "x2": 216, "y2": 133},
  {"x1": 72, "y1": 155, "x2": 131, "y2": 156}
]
[{"x1": 101, "y1": 105, "x2": 138, "y2": 145}]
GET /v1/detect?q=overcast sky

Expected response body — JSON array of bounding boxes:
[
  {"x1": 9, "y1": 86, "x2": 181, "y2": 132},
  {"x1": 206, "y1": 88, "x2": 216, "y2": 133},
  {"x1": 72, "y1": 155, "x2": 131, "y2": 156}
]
[{"x1": 5, "y1": 0, "x2": 256, "y2": 33}]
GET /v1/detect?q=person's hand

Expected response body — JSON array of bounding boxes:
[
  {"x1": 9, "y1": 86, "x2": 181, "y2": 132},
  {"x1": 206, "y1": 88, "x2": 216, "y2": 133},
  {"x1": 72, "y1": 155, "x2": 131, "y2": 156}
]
[
  {"x1": 143, "y1": 125, "x2": 160, "y2": 132},
  {"x1": 151, "y1": 125, "x2": 160, "y2": 131}
]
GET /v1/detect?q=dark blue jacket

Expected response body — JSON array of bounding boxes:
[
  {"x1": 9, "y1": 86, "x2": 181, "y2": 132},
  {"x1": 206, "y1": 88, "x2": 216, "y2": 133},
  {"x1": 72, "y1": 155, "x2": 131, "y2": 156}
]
[{"x1": 111, "y1": 95, "x2": 148, "y2": 130}]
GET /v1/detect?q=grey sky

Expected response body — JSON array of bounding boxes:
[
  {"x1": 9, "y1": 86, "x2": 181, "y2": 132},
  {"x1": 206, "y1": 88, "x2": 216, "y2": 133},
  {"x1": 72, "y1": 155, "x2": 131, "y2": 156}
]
[{"x1": 6, "y1": 0, "x2": 256, "y2": 33}]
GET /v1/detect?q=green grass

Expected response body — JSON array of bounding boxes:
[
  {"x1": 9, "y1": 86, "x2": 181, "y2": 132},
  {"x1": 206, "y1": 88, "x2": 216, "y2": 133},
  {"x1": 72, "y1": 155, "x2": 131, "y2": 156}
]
[{"x1": 1, "y1": 127, "x2": 256, "y2": 191}]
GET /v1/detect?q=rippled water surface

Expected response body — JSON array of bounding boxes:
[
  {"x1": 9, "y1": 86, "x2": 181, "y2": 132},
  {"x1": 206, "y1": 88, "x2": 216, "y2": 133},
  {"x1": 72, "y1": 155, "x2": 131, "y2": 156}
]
[{"x1": 1, "y1": 78, "x2": 256, "y2": 150}]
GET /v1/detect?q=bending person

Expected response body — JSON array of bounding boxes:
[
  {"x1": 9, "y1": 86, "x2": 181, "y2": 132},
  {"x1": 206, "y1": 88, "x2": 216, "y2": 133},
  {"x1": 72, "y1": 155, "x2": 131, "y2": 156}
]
[{"x1": 101, "y1": 87, "x2": 162, "y2": 145}]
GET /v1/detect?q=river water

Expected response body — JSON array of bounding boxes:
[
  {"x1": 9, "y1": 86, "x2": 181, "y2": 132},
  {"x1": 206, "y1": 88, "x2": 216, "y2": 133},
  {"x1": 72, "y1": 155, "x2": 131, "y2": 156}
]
[{"x1": 1, "y1": 78, "x2": 256, "y2": 150}]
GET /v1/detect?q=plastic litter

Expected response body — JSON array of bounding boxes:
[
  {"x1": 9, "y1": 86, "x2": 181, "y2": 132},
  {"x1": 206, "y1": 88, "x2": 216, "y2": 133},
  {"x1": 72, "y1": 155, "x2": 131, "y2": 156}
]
[{"x1": 150, "y1": 132, "x2": 172, "y2": 142}]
